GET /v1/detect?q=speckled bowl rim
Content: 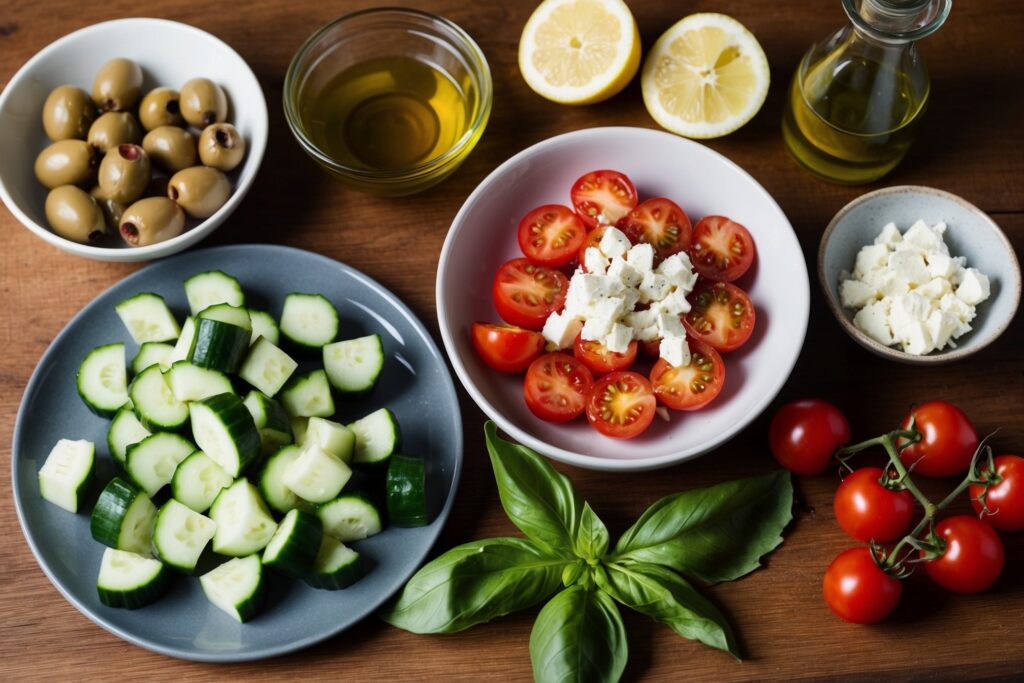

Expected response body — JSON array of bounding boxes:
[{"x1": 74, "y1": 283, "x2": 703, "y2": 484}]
[{"x1": 818, "y1": 185, "x2": 1021, "y2": 365}]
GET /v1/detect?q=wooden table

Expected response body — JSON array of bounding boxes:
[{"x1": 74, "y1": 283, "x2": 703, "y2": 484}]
[{"x1": 2, "y1": 1, "x2": 1021, "y2": 680}]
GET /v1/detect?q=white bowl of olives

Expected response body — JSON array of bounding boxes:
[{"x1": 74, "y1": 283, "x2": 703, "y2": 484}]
[{"x1": 0, "y1": 18, "x2": 268, "y2": 261}]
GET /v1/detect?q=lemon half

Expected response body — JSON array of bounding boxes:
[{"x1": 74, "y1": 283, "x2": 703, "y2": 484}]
[
  {"x1": 519, "y1": 0, "x2": 641, "y2": 105},
  {"x1": 642, "y1": 13, "x2": 770, "y2": 138}
]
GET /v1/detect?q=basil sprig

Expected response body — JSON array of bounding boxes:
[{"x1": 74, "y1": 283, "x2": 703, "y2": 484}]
[{"x1": 381, "y1": 422, "x2": 793, "y2": 681}]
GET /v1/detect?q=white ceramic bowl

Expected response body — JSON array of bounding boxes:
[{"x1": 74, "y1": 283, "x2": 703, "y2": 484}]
[
  {"x1": 437, "y1": 127, "x2": 810, "y2": 471},
  {"x1": 0, "y1": 18, "x2": 268, "y2": 262}
]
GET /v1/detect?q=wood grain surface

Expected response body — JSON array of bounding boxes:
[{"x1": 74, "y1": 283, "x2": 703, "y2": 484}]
[{"x1": 2, "y1": 1, "x2": 1022, "y2": 681}]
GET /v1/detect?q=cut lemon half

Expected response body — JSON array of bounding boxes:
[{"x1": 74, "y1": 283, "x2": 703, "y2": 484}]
[
  {"x1": 642, "y1": 13, "x2": 770, "y2": 138},
  {"x1": 519, "y1": 0, "x2": 641, "y2": 105}
]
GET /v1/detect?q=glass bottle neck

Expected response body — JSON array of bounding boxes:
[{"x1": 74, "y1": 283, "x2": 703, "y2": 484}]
[{"x1": 842, "y1": 0, "x2": 951, "y2": 44}]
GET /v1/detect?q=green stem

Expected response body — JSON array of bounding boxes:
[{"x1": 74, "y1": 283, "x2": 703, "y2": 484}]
[
  {"x1": 880, "y1": 437, "x2": 935, "y2": 515},
  {"x1": 835, "y1": 429, "x2": 920, "y2": 460}
]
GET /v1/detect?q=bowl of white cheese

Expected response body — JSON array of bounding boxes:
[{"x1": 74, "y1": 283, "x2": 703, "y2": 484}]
[{"x1": 819, "y1": 186, "x2": 1021, "y2": 364}]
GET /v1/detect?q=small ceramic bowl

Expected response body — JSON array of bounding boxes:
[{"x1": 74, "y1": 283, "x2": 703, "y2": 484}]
[
  {"x1": 819, "y1": 186, "x2": 1021, "y2": 364},
  {"x1": 0, "y1": 18, "x2": 268, "y2": 262}
]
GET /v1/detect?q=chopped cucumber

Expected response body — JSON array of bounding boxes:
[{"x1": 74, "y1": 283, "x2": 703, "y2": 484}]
[
  {"x1": 91, "y1": 477, "x2": 157, "y2": 555},
  {"x1": 280, "y1": 293, "x2": 338, "y2": 350},
  {"x1": 189, "y1": 393, "x2": 261, "y2": 478},
  {"x1": 248, "y1": 309, "x2": 279, "y2": 346},
  {"x1": 125, "y1": 432, "x2": 196, "y2": 496},
  {"x1": 188, "y1": 317, "x2": 251, "y2": 375},
  {"x1": 349, "y1": 407, "x2": 399, "y2": 469},
  {"x1": 280, "y1": 369, "x2": 334, "y2": 418},
  {"x1": 262, "y1": 508, "x2": 322, "y2": 577},
  {"x1": 323, "y1": 334, "x2": 383, "y2": 395},
  {"x1": 257, "y1": 445, "x2": 309, "y2": 515},
  {"x1": 115, "y1": 292, "x2": 180, "y2": 344},
  {"x1": 77, "y1": 343, "x2": 128, "y2": 418},
  {"x1": 171, "y1": 450, "x2": 233, "y2": 513},
  {"x1": 318, "y1": 492, "x2": 383, "y2": 542},
  {"x1": 306, "y1": 535, "x2": 363, "y2": 590},
  {"x1": 200, "y1": 554, "x2": 265, "y2": 623},
  {"x1": 107, "y1": 403, "x2": 150, "y2": 466},
  {"x1": 129, "y1": 364, "x2": 188, "y2": 432},
  {"x1": 282, "y1": 444, "x2": 352, "y2": 504},
  {"x1": 97, "y1": 548, "x2": 170, "y2": 609},
  {"x1": 198, "y1": 303, "x2": 252, "y2": 330},
  {"x1": 168, "y1": 316, "x2": 196, "y2": 366},
  {"x1": 238, "y1": 337, "x2": 297, "y2": 397},
  {"x1": 38, "y1": 439, "x2": 95, "y2": 513},
  {"x1": 166, "y1": 360, "x2": 235, "y2": 402},
  {"x1": 184, "y1": 271, "x2": 245, "y2": 316},
  {"x1": 242, "y1": 390, "x2": 293, "y2": 456},
  {"x1": 209, "y1": 479, "x2": 278, "y2": 556},
  {"x1": 386, "y1": 454, "x2": 428, "y2": 527},
  {"x1": 305, "y1": 417, "x2": 355, "y2": 463},
  {"x1": 131, "y1": 342, "x2": 175, "y2": 375},
  {"x1": 152, "y1": 499, "x2": 217, "y2": 573},
  {"x1": 291, "y1": 417, "x2": 309, "y2": 445}
]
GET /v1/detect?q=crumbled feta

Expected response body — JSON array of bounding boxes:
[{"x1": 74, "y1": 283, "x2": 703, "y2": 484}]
[
  {"x1": 607, "y1": 257, "x2": 643, "y2": 289},
  {"x1": 874, "y1": 222, "x2": 902, "y2": 247},
  {"x1": 853, "y1": 301, "x2": 894, "y2": 346},
  {"x1": 599, "y1": 227, "x2": 631, "y2": 259},
  {"x1": 625, "y1": 243, "x2": 655, "y2": 273},
  {"x1": 853, "y1": 243, "x2": 890, "y2": 279},
  {"x1": 839, "y1": 280, "x2": 876, "y2": 309},
  {"x1": 650, "y1": 288, "x2": 691, "y2": 316},
  {"x1": 955, "y1": 268, "x2": 990, "y2": 306},
  {"x1": 657, "y1": 253, "x2": 698, "y2": 292},
  {"x1": 583, "y1": 247, "x2": 609, "y2": 275},
  {"x1": 542, "y1": 312, "x2": 582, "y2": 349},
  {"x1": 604, "y1": 323, "x2": 632, "y2": 353},
  {"x1": 581, "y1": 317, "x2": 612, "y2": 341},
  {"x1": 657, "y1": 312, "x2": 685, "y2": 339},
  {"x1": 888, "y1": 250, "x2": 931, "y2": 286},
  {"x1": 638, "y1": 272, "x2": 671, "y2": 303},
  {"x1": 659, "y1": 335, "x2": 690, "y2": 367}
]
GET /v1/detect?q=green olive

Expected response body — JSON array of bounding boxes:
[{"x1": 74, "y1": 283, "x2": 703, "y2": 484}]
[
  {"x1": 198, "y1": 123, "x2": 246, "y2": 172},
  {"x1": 142, "y1": 126, "x2": 197, "y2": 173},
  {"x1": 120, "y1": 197, "x2": 185, "y2": 247},
  {"x1": 90, "y1": 186, "x2": 127, "y2": 229},
  {"x1": 92, "y1": 58, "x2": 143, "y2": 111},
  {"x1": 139, "y1": 87, "x2": 184, "y2": 130},
  {"x1": 42, "y1": 85, "x2": 96, "y2": 141},
  {"x1": 167, "y1": 166, "x2": 231, "y2": 218},
  {"x1": 179, "y1": 78, "x2": 228, "y2": 127},
  {"x1": 98, "y1": 144, "x2": 151, "y2": 204},
  {"x1": 34, "y1": 139, "x2": 98, "y2": 189},
  {"x1": 87, "y1": 112, "x2": 143, "y2": 153},
  {"x1": 45, "y1": 185, "x2": 106, "y2": 243}
]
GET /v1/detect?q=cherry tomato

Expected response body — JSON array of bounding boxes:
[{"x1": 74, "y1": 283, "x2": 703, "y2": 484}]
[
  {"x1": 683, "y1": 281, "x2": 756, "y2": 352},
  {"x1": 638, "y1": 337, "x2": 662, "y2": 358},
  {"x1": 578, "y1": 225, "x2": 611, "y2": 268},
  {"x1": 922, "y1": 515, "x2": 1004, "y2": 594},
  {"x1": 833, "y1": 467, "x2": 915, "y2": 543},
  {"x1": 492, "y1": 258, "x2": 569, "y2": 330},
  {"x1": 573, "y1": 333, "x2": 637, "y2": 375},
  {"x1": 897, "y1": 401, "x2": 978, "y2": 478},
  {"x1": 823, "y1": 547, "x2": 902, "y2": 624},
  {"x1": 471, "y1": 323, "x2": 544, "y2": 373},
  {"x1": 649, "y1": 340, "x2": 725, "y2": 411},
  {"x1": 517, "y1": 204, "x2": 587, "y2": 268},
  {"x1": 585, "y1": 371, "x2": 657, "y2": 439},
  {"x1": 769, "y1": 399, "x2": 850, "y2": 475},
  {"x1": 570, "y1": 170, "x2": 638, "y2": 230},
  {"x1": 970, "y1": 455, "x2": 1024, "y2": 531},
  {"x1": 523, "y1": 352, "x2": 594, "y2": 422},
  {"x1": 617, "y1": 197, "x2": 692, "y2": 262},
  {"x1": 689, "y1": 215, "x2": 756, "y2": 282}
]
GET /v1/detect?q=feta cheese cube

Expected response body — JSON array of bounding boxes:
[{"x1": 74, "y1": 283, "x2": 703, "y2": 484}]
[
  {"x1": 955, "y1": 268, "x2": 990, "y2": 306},
  {"x1": 917, "y1": 277, "x2": 952, "y2": 301},
  {"x1": 887, "y1": 293, "x2": 933, "y2": 350},
  {"x1": 620, "y1": 288, "x2": 640, "y2": 312},
  {"x1": 541, "y1": 312, "x2": 582, "y2": 349},
  {"x1": 853, "y1": 300, "x2": 893, "y2": 346},
  {"x1": 939, "y1": 293, "x2": 976, "y2": 330},
  {"x1": 585, "y1": 296, "x2": 626, "y2": 321},
  {"x1": 900, "y1": 320, "x2": 934, "y2": 356},
  {"x1": 636, "y1": 324, "x2": 661, "y2": 342},
  {"x1": 902, "y1": 220, "x2": 949, "y2": 256},
  {"x1": 652, "y1": 288, "x2": 691, "y2": 315},
  {"x1": 876, "y1": 271, "x2": 911, "y2": 298},
  {"x1": 925, "y1": 253, "x2": 959, "y2": 279},
  {"x1": 581, "y1": 317, "x2": 612, "y2": 341},
  {"x1": 874, "y1": 222, "x2": 903, "y2": 247},
  {"x1": 926, "y1": 309, "x2": 959, "y2": 351},
  {"x1": 624, "y1": 308, "x2": 657, "y2": 330},
  {"x1": 599, "y1": 227, "x2": 631, "y2": 259},
  {"x1": 839, "y1": 279, "x2": 877, "y2": 308},
  {"x1": 638, "y1": 272, "x2": 672, "y2": 303},
  {"x1": 583, "y1": 247, "x2": 608, "y2": 275},
  {"x1": 656, "y1": 253, "x2": 698, "y2": 291},
  {"x1": 604, "y1": 323, "x2": 633, "y2": 353},
  {"x1": 607, "y1": 257, "x2": 643, "y2": 288},
  {"x1": 888, "y1": 250, "x2": 931, "y2": 286},
  {"x1": 625, "y1": 243, "x2": 655, "y2": 273},
  {"x1": 853, "y1": 244, "x2": 890, "y2": 278},
  {"x1": 659, "y1": 335, "x2": 691, "y2": 367},
  {"x1": 656, "y1": 312, "x2": 685, "y2": 339}
]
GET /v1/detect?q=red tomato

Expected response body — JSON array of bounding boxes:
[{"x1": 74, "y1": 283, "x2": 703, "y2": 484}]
[
  {"x1": 922, "y1": 515, "x2": 1004, "y2": 594},
  {"x1": 689, "y1": 215, "x2": 756, "y2": 282},
  {"x1": 617, "y1": 197, "x2": 692, "y2": 261},
  {"x1": 523, "y1": 352, "x2": 594, "y2": 422},
  {"x1": 517, "y1": 204, "x2": 587, "y2": 268},
  {"x1": 833, "y1": 467, "x2": 915, "y2": 543},
  {"x1": 897, "y1": 401, "x2": 978, "y2": 478},
  {"x1": 470, "y1": 323, "x2": 544, "y2": 373},
  {"x1": 492, "y1": 258, "x2": 569, "y2": 330},
  {"x1": 585, "y1": 371, "x2": 657, "y2": 439},
  {"x1": 683, "y1": 281, "x2": 756, "y2": 352},
  {"x1": 573, "y1": 333, "x2": 637, "y2": 375},
  {"x1": 638, "y1": 338, "x2": 662, "y2": 358},
  {"x1": 823, "y1": 547, "x2": 902, "y2": 624},
  {"x1": 577, "y1": 225, "x2": 611, "y2": 268},
  {"x1": 649, "y1": 340, "x2": 725, "y2": 411},
  {"x1": 570, "y1": 170, "x2": 638, "y2": 230},
  {"x1": 970, "y1": 455, "x2": 1024, "y2": 531},
  {"x1": 769, "y1": 399, "x2": 850, "y2": 475}
]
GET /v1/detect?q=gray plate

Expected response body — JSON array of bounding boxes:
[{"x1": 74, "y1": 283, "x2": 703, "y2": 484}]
[{"x1": 12, "y1": 244, "x2": 463, "y2": 662}]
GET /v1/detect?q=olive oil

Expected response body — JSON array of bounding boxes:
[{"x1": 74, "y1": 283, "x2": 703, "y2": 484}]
[{"x1": 298, "y1": 56, "x2": 471, "y2": 172}]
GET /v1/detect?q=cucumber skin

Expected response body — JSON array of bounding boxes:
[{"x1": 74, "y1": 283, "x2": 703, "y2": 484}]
[
  {"x1": 323, "y1": 335, "x2": 384, "y2": 397},
  {"x1": 97, "y1": 561, "x2": 171, "y2": 609},
  {"x1": 207, "y1": 555, "x2": 266, "y2": 623},
  {"x1": 257, "y1": 445, "x2": 310, "y2": 515},
  {"x1": 90, "y1": 477, "x2": 148, "y2": 549},
  {"x1": 188, "y1": 318, "x2": 251, "y2": 375},
  {"x1": 193, "y1": 393, "x2": 262, "y2": 478},
  {"x1": 152, "y1": 500, "x2": 215, "y2": 573},
  {"x1": 171, "y1": 451, "x2": 232, "y2": 514},
  {"x1": 129, "y1": 365, "x2": 189, "y2": 433},
  {"x1": 262, "y1": 509, "x2": 323, "y2": 578},
  {"x1": 386, "y1": 455, "x2": 428, "y2": 528}
]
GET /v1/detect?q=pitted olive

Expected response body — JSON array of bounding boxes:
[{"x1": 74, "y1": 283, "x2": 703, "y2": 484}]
[
  {"x1": 42, "y1": 85, "x2": 96, "y2": 141},
  {"x1": 142, "y1": 126, "x2": 197, "y2": 173},
  {"x1": 45, "y1": 185, "x2": 106, "y2": 243},
  {"x1": 119, "y1": 197, "x2": 185, "y2": 247},
  {"x1": 90, "y1": 186, "x2": 127, "y2": 229},
  {"x1": 139, "y1": 87, "x2": 185, "y2": 130},
  {"x1": 179, "y1": 78, "x2": 227, "y2": 127},
  {"x1": 88, "y1": 111, "x2": 143, "y2": 153},
  {"x1": 98, "y1": 143, "x2": 151, "y2": 204},
  {"x1": 198, "y1": 123, "x2": 246, "y2": 172},
  {"x1": 34, "y1": 139, "x2": 98, "y2": 189},
  {"x1": 167, "y1": 166, "x2": 231, "y2": 218},
  {"x1": 92, "y1": 58, "x2": 144, "y2": 111}
]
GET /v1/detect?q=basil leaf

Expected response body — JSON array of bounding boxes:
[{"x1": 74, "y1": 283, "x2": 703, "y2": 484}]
[
  {"x1": 381, "y1": 537, "x2": 566, "y2": 633},
  {"x1": 597, "y1": 562, "x2": 738, "y2": 657},
  {"x1": 573, "y1": 502, "x2": 609, "y2": 560},
  {"x1": 529, "y1": 585, "x2": 627, "y2": 683},
  {"x1": 485, "y1": 421, "x2": 583, "y2": 556},
  {"x1": 613, "y1": 470, "x2": 793, "y2": 584}
]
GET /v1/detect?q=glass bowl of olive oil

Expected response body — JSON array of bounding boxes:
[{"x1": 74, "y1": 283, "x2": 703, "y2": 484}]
[{"x1": 284, "y1": 8, "x2": 492, "y2": 196}]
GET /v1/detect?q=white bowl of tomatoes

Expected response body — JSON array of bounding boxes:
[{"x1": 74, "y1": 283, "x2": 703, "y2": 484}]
[{"x1": 436, "y1": 127, "x2": 809, "y2": 471}]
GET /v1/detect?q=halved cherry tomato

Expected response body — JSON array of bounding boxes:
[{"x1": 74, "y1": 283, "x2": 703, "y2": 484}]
[
  {"x1": 638, "y1": 337, "x2": 662, "y2": 358},
  {"x1": 573, "y1": 333, "x2": 637, "y2": 375},
  {"x1": 570, "y1": 170, "x2": 638, "y2": 230},
  {"x1": 618, "y1": 197, "x2": 692, "y2": 262},
  {"x1": 689, "y1": 215, "x2": 756, "y2": 282},
  {"x1": 649, "y1": 340, "x2": 725, "y2": 411},
  {"x1": 683, "y1": 281, "x2": 756, "y2": 352},
  {"x1": 585, "y1": 371, "x2": 657, "y2": 439},
  {"x1": 823, "y1": 547, "x2": 902, "y2": 624},
  {"x1": 517, "y1": 204, "x2": 587, "y2": 267},
  {"x1": 471, "y1": 323, "x2": 544, "y2": 373},
  {"x1": 970, "y1": 455, "x2": 1024, "y2": 531},
  {"x1": 492, "y1": 258, "x2": 569, "y2": 330},
  {"x1": 922, "y1": 515, "x2": 1004, "y2": 594},
  {"x1": 834, "y1": 467, "x2": 915, "y2": 543},
  {"x1": 523, "y1": 352, "x2": 594, "y2": 422},
  {"x1": 897, "y1": 401, "x2": 978, "y2": 478},
  {"x1": 578, "y1": 225, "x2": 610, "y2": 268}
]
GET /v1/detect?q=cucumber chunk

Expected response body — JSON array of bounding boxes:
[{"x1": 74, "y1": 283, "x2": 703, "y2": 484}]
[
  {"x1": 280, "y1": 293, "x2": 338, "y2": 350},
  {"x1": 129, "y1": 364, "x2": 188, "y2": 432},
  {"x1": 91, "y1": 477, "x2": 157, "y2": 555},
  {"x1": 280, "y1": 369, "x2": 335, "y2": 418},
  {"x1": 282, "y1": 444, "x2": 352, "y2": 504},
  {"x1": 306, "y1": 535, "x2": 364, "y2": 590},
  {"x1": 318, "y1": 493, "x2": 383, "y2": 542},
  {"x1": 257, "y1": 445, "x2": 309, "y2": 515},
  {"x1": 248, "y1": 309, "x2": 279, "y2": 346},
  {"x1": 184, "y1": 271, "x2": 245, "y2": 316},
  {"x1": 171, "y1": 450, "x2": 233, "y2": 513},
  {"x1": 115, "y1": 292, "x2": 181, "y2": 344},
  {"x1": 166, "y1": 360, "x2": 235, "y2": 403},
  {"x1": 131, "y1": 342, "x2": 175, "y2": 375},
  {"x1": 262, "y1": 508, "x2": 322, "y2": 578},
  {"x1": 200, "y1": 554, "x2": 265, "y2": 623},
  {"x1": 189, "y1": 393, "x2": 261, "y2": 478},
  {"x1": 304, "y1": 417, "x2": 355, "y2": 463},
  {"x1": 209, "y1": 480, "x2": 278, "y2": 556},
  {"x1": 243, "y1": 390, "x2": 294, "y2": 456},
  {"x1": 188, "y1": 317, "x2": 251, "y2": 375},
  {"x1": 291, "y1": 417, "x2": 309, "y2": 445},
  {"x1": 38, "y1": 438, "x2": 96, "y2": 513},
  {"x1": 323, "y1": 334, "x2": 384, "y2": 395},
  {"x1": 168, "y1": 316, "x2": 196, "y2": 366},
  {"x1": 97, "y1": 548, "x2": 170, "y2": 609},
  {"x1": 107, "y1": 403, "x2": 150, "y2": 466},
  {"x1": 152, "y1": 499, "x2": 217, "y2": 573},
  {"x1": 198, "y1": 303, "x2": 252, "y2": 330},
  {"x1": 77, "y1": 343, "x2": 128, "y2": 418},
  {"x1": 239, "y1": 337, "x2": 297, "y2": 398},
  {"x1": 386, "y1": 454, "x2": 428, "y2": 527},
  {"x1": 349, "y1": 407, "x2": 399, "y2": 469},
  {"x1": 125, "y1": 432, "x2": 196, "y2": 496}
]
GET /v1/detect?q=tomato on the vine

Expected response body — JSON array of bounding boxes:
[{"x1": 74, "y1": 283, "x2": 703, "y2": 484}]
[
  {"x1": 822, "y1": 547, "x2": 902, "y2": 624},
  {"x1": 492, "y1": 258, "x2": 569, "y2": 330},
  {"x1": 471, "y1": 323, "x2": 544, "y2": 373},
  {"x1": 970, "y1": 455, "x2": 1024, "y2": 531},
  {"x1": 922, "y1": 515, "x2": 1004, "y2": 594},
  {"x1": 585, "y1": 371, "x2": 657, "y2": 439},
  {"x1": 570, "y1": 170, "x2": 638, "y2": 230},
  {"x1": 517, "y1": 204, "x2": 587, "y2": 267},
  {"x1": 769, "y1": 399, "x2": 850, "y2": 475},
  {"x1": 833, "y1": 467, "x2": 915, "y2": 543},
  {"x1": 523, "y1": 353, "x2": 594, "y2": 423},
  {"x1": 897, "y1": 401, "x2": 978, "y2": 478}
]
